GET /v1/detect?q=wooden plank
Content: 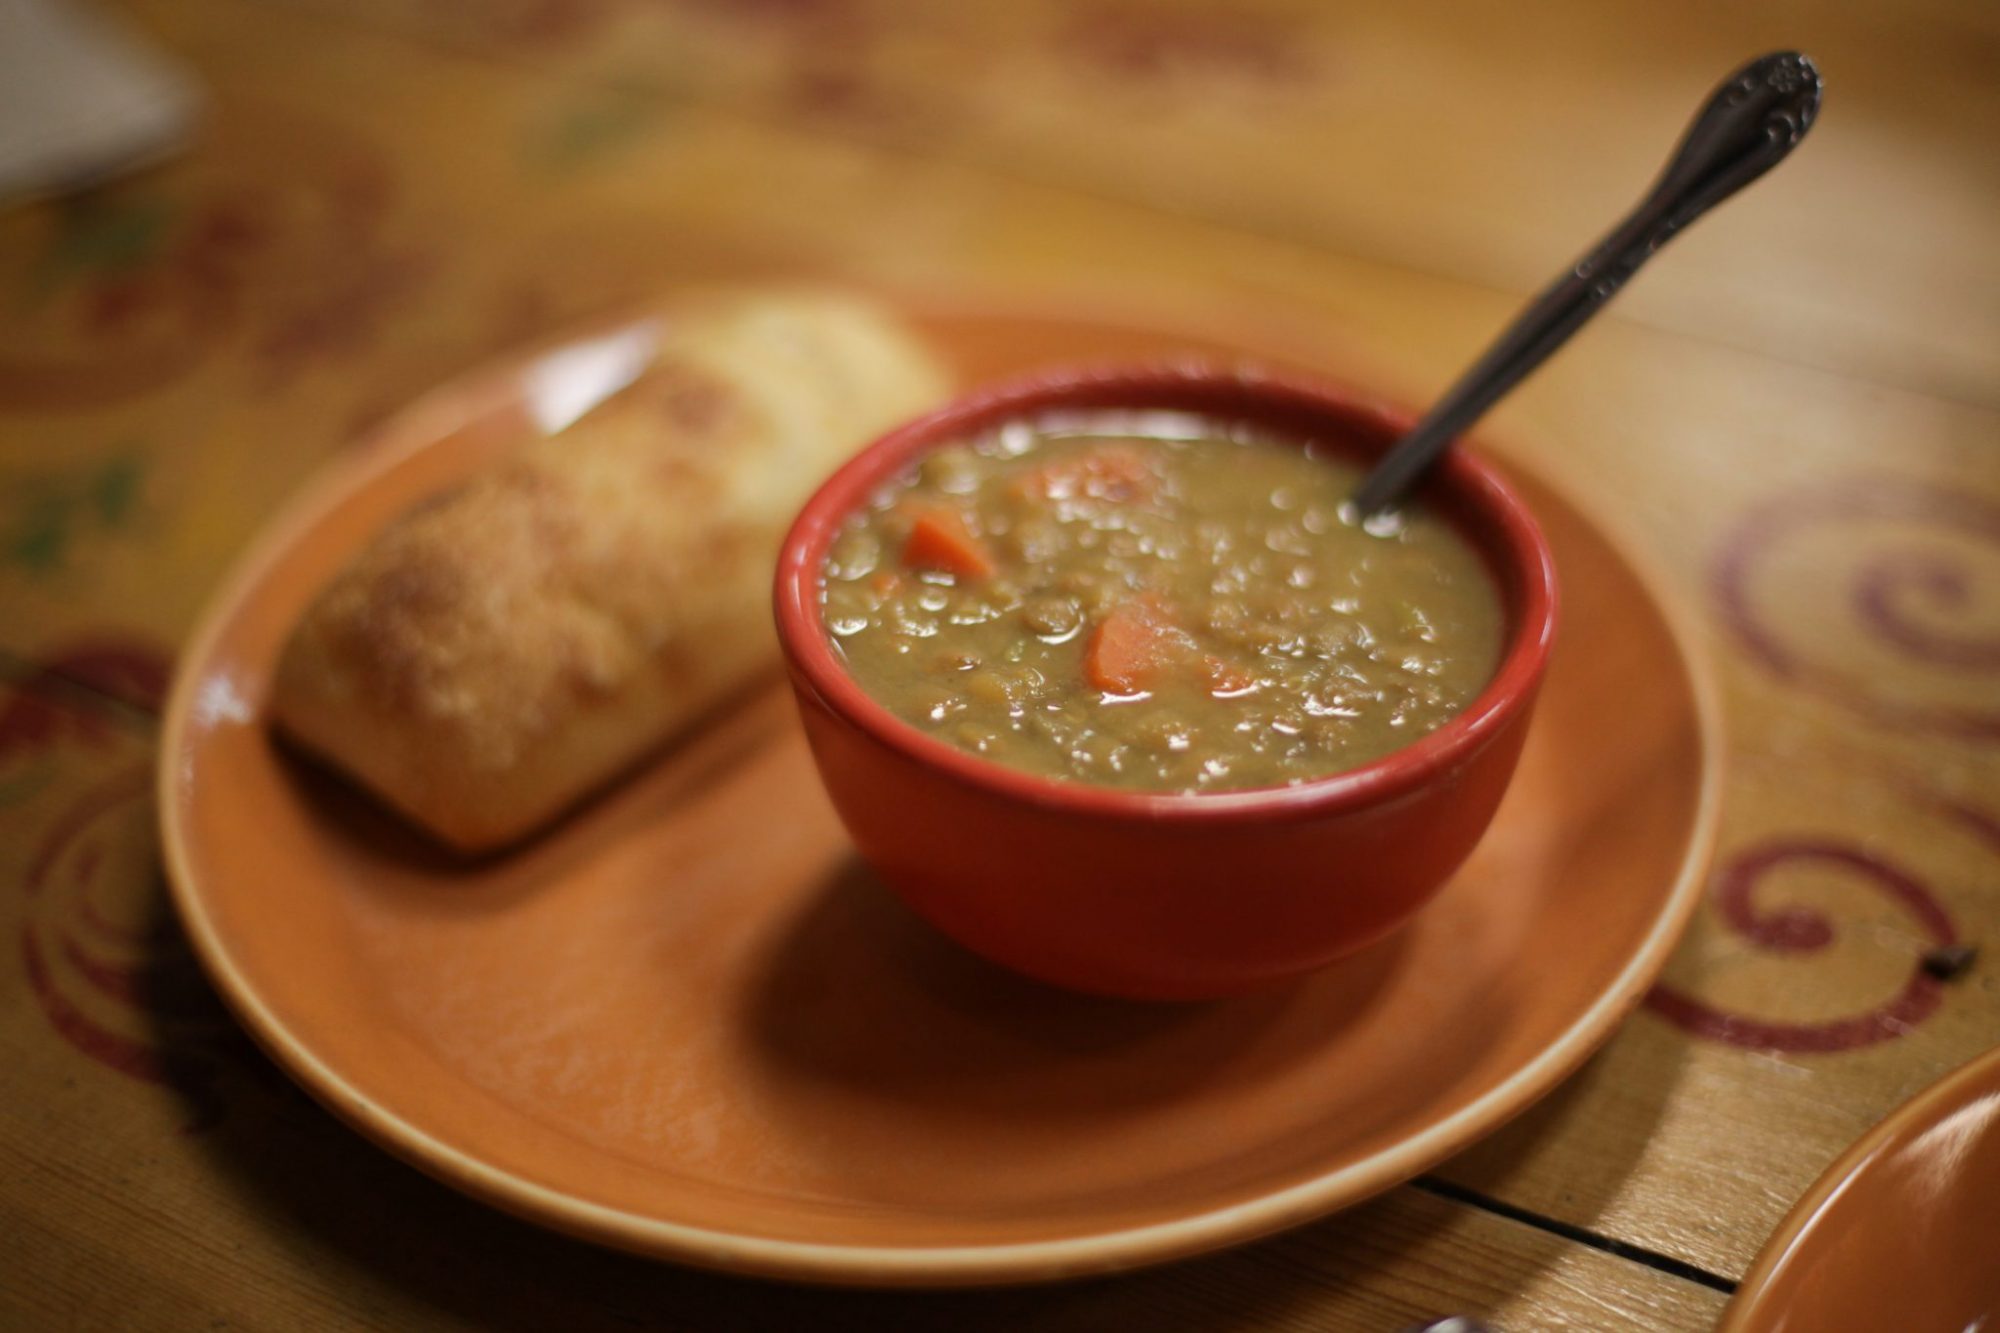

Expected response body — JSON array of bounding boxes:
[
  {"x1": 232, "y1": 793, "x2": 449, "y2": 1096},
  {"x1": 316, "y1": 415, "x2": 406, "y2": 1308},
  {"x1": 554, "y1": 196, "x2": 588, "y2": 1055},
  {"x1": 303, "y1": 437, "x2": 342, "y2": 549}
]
[
  {"x1": 0, "y1": 686, "x2": 1727, "y2": 1330},
  {"x1": 248, "y1": 0, "x2": 2000, "y2": 404}
]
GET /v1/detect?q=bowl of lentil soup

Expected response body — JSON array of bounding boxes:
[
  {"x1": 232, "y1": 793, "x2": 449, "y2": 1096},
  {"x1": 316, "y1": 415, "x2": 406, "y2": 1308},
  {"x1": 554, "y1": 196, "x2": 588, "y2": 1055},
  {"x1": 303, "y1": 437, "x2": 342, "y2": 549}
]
[{"x1": 775, "y1": 365, "x2": 1557, "y2": 999}]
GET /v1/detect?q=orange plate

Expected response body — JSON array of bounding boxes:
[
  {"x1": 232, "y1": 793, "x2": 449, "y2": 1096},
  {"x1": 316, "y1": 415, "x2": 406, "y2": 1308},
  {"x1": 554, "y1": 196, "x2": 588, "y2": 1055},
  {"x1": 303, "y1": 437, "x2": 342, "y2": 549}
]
[
  {"x1": 160, "y1": 308, "x2": 1721, "y2": 1286},
  {"x1": 1721, "y1": 1044, "x2": 2000, "y2": 1333}
]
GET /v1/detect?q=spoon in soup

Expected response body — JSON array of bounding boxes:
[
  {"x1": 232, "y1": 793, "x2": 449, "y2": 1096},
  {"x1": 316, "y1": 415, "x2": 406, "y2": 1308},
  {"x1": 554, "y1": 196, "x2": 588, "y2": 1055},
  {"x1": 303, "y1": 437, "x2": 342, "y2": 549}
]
[{"x1": 1349, "y1": 50, "x2": 1822, "y2": 519}]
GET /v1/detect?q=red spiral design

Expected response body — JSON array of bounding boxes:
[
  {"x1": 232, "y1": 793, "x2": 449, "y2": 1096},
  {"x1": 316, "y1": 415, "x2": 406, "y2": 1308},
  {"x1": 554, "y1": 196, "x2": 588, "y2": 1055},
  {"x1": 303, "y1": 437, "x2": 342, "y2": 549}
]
[
  {"x1": 1713, "y1": 477, "x2": 2000, "y2": 740},
  {"x1": 1853, "y1": 552, "x2": 2000, "y2": 670},
  {"x1": 20, "y1": 769, "x2": 254, "y2": 1129},
  {"x1": 1646, "y1": 838, "x2": 1959, "y2": 1054},
  {"x1": 1060, "y1": 4, "x2": 1312, "y2": 85},
  {"x1": 0, "y1": 101, "x2": 415, "y2": 410}
]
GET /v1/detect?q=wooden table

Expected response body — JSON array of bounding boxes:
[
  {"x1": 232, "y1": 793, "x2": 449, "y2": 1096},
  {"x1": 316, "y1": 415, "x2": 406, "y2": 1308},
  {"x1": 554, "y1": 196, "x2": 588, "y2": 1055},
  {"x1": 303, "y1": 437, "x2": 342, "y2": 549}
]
[{"x1": 3, "y1": 1, "x2": 1994, "y2": 1326}]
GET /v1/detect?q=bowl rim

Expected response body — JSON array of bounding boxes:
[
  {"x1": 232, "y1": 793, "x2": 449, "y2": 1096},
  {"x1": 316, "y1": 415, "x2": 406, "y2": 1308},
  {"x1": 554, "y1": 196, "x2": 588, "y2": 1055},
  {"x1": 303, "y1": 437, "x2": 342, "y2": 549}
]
[{"x1": 774, "y1": 361, "x2": 1560, "y2": 823}]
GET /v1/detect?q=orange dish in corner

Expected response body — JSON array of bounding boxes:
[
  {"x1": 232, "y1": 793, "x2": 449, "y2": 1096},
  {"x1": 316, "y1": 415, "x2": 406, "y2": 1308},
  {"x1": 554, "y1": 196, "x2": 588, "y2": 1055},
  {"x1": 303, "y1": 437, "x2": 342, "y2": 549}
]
[{"x1": 1721, "y1": 1043, "x2": 2000, "y2": 1333}]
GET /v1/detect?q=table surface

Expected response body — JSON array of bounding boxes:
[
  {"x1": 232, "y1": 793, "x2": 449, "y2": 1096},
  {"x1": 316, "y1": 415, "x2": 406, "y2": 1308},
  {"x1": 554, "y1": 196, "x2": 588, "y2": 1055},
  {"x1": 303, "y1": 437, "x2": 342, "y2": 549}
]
[{"x1": 2, "y1": 1, "x2": 1995, "y2": 1328}]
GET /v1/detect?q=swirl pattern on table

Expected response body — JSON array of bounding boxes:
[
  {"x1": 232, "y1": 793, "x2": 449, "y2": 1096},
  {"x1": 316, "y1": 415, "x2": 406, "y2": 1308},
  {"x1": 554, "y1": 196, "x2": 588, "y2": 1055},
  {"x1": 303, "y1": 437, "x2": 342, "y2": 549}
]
[
  {"x1": 0, "y1": 102, "x2": 424, "y2": 410},
  {"x1": 1713, "y1": 477, "x2": 2000, "y2": 740},
  {"x1": 1646, "y1": 838, "x2": 1961, "y2": 1053},
  {"x1": 0, "y1": 637, "x2": 169, "y2": 803},
  {"x1": 20, "y1": 769, "x2": 256, "y2": 1129},
  {"x1": 1060, "y1": 4, "x2": 1313, "y2": 86}
]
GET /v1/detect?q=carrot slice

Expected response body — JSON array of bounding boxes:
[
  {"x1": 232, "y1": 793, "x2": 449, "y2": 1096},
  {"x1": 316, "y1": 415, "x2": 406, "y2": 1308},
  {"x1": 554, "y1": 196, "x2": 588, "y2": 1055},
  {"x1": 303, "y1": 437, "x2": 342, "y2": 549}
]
[
  {"x1": 1012, "y1": 445, "x2": 1156, "y2": 504},
  {"x1": 1085, "y1": 594, "x2": 1195, "y2": 694},
  {"x1": 1203, "y1": 654, "x2": 1258, "y2": 695},
  {"x1": 901, "y1": 507, "x2": 997, "y2": 580}
]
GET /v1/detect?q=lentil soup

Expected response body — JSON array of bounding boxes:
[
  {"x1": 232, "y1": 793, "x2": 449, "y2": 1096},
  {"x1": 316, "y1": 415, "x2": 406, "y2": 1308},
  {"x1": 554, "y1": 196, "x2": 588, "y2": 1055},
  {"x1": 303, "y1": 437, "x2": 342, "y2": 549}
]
[{"x1": 818, "y1": 411, "x2": 1504, "y2": 792}]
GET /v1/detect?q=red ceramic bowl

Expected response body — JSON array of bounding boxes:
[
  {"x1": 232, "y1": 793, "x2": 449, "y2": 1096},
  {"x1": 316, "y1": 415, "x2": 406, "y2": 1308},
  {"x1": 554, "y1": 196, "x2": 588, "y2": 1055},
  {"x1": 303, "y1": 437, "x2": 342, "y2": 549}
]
[{"x1": 774, "y1": 365, "x2": 1559, "y2": 1000}]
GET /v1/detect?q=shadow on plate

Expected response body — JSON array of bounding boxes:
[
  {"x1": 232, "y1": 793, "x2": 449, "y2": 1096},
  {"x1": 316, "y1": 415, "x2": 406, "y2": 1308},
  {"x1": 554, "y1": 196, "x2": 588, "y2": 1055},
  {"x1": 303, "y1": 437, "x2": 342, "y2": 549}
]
[
  {"x1": 133, "y1": 850, "x2": 1537, "y2": 1330},
  {"x1": 154, "y1": 978, "x2": 1458, "y2": 1333},
  {"x1": 739, "y1": 854, "x2": 1411, "y2": 1122}
]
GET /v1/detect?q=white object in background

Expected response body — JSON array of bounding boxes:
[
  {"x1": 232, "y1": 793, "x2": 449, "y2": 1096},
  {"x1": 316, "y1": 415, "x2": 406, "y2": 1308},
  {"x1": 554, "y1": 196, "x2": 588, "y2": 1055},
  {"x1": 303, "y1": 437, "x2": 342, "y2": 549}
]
[{"x1": 0, "y1": 0, "x2": 201, "y2": 204}]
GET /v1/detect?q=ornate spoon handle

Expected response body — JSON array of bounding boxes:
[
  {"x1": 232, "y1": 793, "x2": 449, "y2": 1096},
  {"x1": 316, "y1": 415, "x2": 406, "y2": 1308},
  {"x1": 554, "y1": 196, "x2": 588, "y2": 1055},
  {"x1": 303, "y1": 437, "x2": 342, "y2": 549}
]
[{"x1": 1351, "y1": 51, "x2": 1822, "y2": 518}]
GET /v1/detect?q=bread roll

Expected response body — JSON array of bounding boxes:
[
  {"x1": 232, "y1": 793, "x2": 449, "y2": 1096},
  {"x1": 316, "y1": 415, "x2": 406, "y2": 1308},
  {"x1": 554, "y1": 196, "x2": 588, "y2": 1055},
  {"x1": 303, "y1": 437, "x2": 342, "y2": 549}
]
[{"x1": 272, "y1": 291, "x2": 948, "y2": 851}]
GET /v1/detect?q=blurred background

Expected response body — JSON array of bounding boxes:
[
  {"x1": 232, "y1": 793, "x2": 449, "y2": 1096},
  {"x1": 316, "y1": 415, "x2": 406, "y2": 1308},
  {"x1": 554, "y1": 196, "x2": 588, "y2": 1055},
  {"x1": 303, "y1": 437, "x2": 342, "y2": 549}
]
[{"x1": 3, "y1": 0, "x2": 1995, "y2": 639}]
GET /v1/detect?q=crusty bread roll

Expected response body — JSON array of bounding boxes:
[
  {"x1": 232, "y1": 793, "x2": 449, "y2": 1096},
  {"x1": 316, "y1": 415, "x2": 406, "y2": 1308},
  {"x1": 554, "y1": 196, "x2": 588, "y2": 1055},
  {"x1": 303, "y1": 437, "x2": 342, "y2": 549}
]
[{"x1": 272, "y1": 291, "x2": 948, "y2": 852}]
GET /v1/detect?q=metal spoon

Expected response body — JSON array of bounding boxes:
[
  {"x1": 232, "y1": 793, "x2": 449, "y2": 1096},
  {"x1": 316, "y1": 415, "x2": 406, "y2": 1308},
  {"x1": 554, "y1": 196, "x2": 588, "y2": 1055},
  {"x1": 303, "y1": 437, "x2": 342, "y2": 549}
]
[{"x1": 1350, "y1": 50, "x2": 1823, "y2": 518}]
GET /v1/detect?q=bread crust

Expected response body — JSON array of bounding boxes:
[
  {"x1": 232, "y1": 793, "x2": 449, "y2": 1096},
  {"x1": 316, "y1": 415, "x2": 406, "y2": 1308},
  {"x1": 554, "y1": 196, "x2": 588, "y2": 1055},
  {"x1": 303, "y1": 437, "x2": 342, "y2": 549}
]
[{"x1": 271, "y1": 293, "x2": 947, "y2": 851}]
